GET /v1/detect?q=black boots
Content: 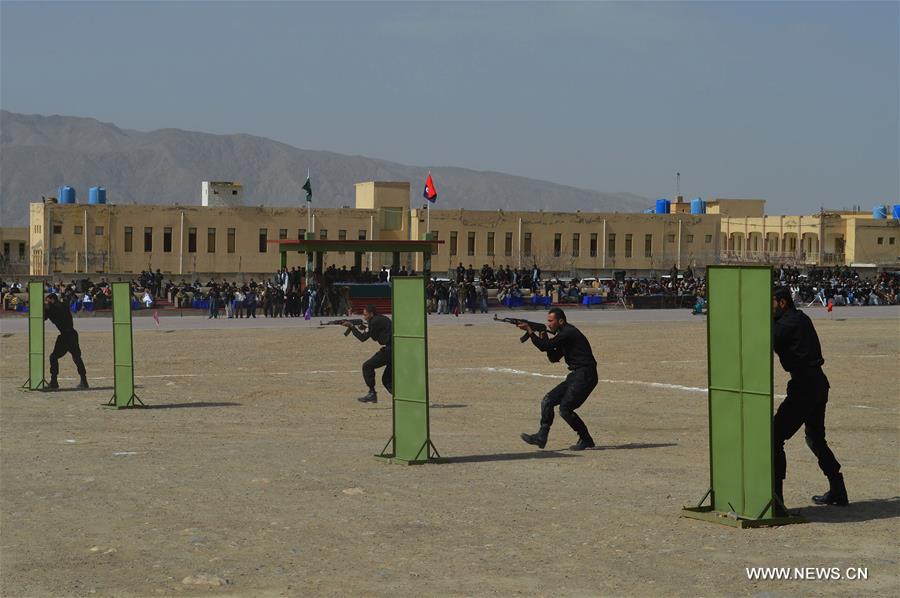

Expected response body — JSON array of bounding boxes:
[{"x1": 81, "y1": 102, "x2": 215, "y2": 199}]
[
  {"x1": 521, "y1": 427, "x2": 549, "y2": 449},
  {"x1": 47, "y1": 377, "x2": 59, "y2": 390},
  {"x1": 77, "y1": 377, "x2": 89, "y2": 389},
  {"x1": 812, "y1": 473, "x2": 849, "y2": 506},
  {"x1": 357, "y1": 391, "x2": 377, "y2": 404},
  {"x1": 569, "y1": 436, "x2": 596, "y2": 451}
]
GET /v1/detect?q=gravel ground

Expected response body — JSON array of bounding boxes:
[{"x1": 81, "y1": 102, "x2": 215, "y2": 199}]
[{"x1": 1, "y1": 309, "x2": 897, "y2": 597}]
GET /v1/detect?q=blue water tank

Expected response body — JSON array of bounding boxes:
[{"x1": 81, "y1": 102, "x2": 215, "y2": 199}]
[
  {"x1": 690, "y1": 197, "x2": 706, "y2": 215},
  {"x1": 655, "y1": 198, "x2": 670, "y2": 214},
  {"x1": 892, "y1": 204, "x2": 900, "y2": 219},
  {"x1": 58, "y1": 186, "x2": 76, "y2": 204},
  {"x1": 88, "y1": 186, "x2": 107, "y2": 204},
  {"x1": 872, "y1": 205, "x2": 887, "y2": 219}
]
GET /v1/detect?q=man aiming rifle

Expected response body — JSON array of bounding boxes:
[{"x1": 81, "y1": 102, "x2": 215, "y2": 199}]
[
  {"x1": 335, "y1": 305, "x2": 392, "y2": 404},
  {"x1": 502, "y1": 307, "x2": 598, "y2": 451}
]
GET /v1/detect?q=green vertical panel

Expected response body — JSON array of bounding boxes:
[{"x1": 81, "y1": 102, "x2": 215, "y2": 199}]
[
  {"x1": 111, "y1": 282, "x2": 136, "y2": 408},
  {"x1": 710, "y1": 389, "x2": 743, "y2": 513},
  {"x1": 740, "y1": 267, "x2": 773, "y2": 517},
  {"x1": 26, "y1": 281, "x2": 46, "y2": 389},
  {"x1": 391, "y1": 277, "x2": 431, "y2": 462},
  {"x1": 708, "y1": 268, "x2": 743, "y2": 514},
  {"x1": 707, "y1": 266, "x2": 774, "y2": 520}
]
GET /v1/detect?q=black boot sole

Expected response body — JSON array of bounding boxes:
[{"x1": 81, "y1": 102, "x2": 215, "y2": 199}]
[{"x1": 520, "y1": 433, "x2": 546, "y2": 449}]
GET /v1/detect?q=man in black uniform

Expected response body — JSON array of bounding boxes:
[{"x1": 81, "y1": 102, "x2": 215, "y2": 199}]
[
  {"x1": 772, "y1": 287, "x2": 847, "y2": 508},
  {"x1": 518, "y1": 307, "x2": 598, "y2": 450},
  {"x1": 44, "y1": 293, "x2": 89, "y2": 390},
  {"x1": 343, "y1": 304, "x2": 392, "y2": 404}
]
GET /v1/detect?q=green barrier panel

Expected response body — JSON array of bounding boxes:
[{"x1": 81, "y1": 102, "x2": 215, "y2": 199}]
[
  {"x1": 106, "y1": 282, "x2": 143, "y2": 408},
  {"x1": 682, "y1": 266, "x2": 802, "y2": 527},
  {"x1": 22, "y1": 281, "x2": 47, "y2": 390},
  {"x1": 376, "y1": 276, "x2": 439, "y2": 464}
]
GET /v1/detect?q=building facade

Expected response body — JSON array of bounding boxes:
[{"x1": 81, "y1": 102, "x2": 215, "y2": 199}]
[{"x1": 26, "y1": 182, "x2": 899, "y2": 276}]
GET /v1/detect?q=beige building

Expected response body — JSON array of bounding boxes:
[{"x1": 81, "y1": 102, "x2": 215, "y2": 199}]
[
  {"x1": 0, "y1": 227, "x2": 29, "y2": 275},
  {"x1": 26, "y1": 182, "x2": 899, "y2": 277}
]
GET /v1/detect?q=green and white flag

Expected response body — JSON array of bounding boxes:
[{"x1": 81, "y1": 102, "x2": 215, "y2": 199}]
[{"x1": 302, "y1": 170, "x2": 312, "y2": 203}]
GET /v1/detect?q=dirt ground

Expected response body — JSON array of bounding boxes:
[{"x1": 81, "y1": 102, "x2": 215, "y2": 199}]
[{"x1": 1, "y1": 310, "x2": 898, "y2": 597}]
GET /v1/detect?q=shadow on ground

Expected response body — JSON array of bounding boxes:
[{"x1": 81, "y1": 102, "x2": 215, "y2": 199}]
[
  {"x1": 798, "y1": 496, "x2": 900, "y2": 523},
  {"x1": 144, "y1": 401, "x2": 242, "y2": 410},
  {"x1": 438, "y1": 451, "x2": 577, "y2": 464},
  {"x1": 595, "y1": 442, "x2": 678, "y2": 450}
]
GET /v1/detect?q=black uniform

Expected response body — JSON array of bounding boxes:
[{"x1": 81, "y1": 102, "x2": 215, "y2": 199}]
[
  {"x1": 352, "y1": 314, "x2": 393, "y2": 394},
  {"x1": 773, "y1": 307, "x2": 841, "y2": 483},
  {"x1": 530, "y1": 323, "x2": 598, "y2": 442},
  {"x1": 45, "y1": 302, "x2": 87, "y2": 381}
]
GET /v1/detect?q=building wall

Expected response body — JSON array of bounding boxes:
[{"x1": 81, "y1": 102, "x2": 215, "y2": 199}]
[
  {"x1": 411, "y1": 209, "x2": 722, "y2": 274},
  {"x1": 26, "y1": 183, "x2": 899, "y2": 276},
  {"x1": 0, "y1": 226, "x2": 29, "y2": 274},
  {"x1": 201, "y1": 181, "x2": 245, "y2": 207}
]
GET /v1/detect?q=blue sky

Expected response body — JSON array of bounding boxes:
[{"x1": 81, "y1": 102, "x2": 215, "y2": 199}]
[{"x1": 2, "y1": 1, "x2": 897, "y2": 214}]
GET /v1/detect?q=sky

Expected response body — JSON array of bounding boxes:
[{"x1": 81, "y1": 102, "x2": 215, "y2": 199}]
[{"x1": 1, "y1": 0, "x2": 897, "y2": 214}]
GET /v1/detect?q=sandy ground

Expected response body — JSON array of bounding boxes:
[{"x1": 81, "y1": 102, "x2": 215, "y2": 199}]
[{"x1": 1, "y1": 308, "x2": 898, "y2": 597}]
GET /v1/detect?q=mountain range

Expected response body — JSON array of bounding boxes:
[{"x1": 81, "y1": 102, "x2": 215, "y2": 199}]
[{"x1": 0, "y1": 111, "x2": 648, "y2": 227}]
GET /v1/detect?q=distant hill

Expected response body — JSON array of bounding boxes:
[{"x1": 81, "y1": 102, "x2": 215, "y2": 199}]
[{"x1": 0, "y1": 111, "x2": 647, "y2": 226}]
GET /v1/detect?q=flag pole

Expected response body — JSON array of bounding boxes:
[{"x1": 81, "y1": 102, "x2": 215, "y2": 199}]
[{"x1": 306, "y1": 168, "x2": 312, "y2": 235}]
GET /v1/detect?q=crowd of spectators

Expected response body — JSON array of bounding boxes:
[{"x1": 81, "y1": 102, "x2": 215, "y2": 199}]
[
  {"x1": 3, "y1": 263, "x2": 897, "y2": 315},
  {"x1": 772, "y1": 265, "x2": 898, "y2": 306}
]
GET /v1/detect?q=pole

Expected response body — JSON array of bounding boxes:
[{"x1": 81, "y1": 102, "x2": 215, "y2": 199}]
[{"x1": 426, "y1": 203, "x2": 430, "y2": 236}]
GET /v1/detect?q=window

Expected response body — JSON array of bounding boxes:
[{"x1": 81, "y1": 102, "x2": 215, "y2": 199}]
[
  {"x1": 505, "y1": 232, "x2": 513, "y2": 257},
  {"x1": 450, "y1": 231, "x2": 458, "y2": 256},
  {"x1": 607, "y1": 233, "x2": 616, "y2": 258},
  {"x1": 18, "y1": 242, "x2": 25, "y2": 260},
  {"x1": 207, "y1": 228, "x2": 216, "y2": 253},
  {"x1": 554, "y1": 233, "x2": 561, "y2": 257},
  {"x1": 74, "y1": 225, "x2": 83, "y2": 235},
  {"x1": 2, "y1": 242, "x2": 8, "y2": 256},
  {"x1": 95, "y1": 226, "x2": 104, "y2": 236},
  {"x1": 644, "y1": 234, "x2": 653, "y2": 258},
  {"x1": 705, "y1": 234, "x2": 713, "y2": 243},
  {"x1": 227, "y1": 228, "x2": 236, "y2": 253},
  {"x1": 890, "y1": 237, "x2": 896, "y2": 245},
  {"x1": 164, "y1": 227, "x2": 172, "y2": 252},
  {"x1": 667, "y1": 234, "x2": 676, "y2": 243},
  {"x1": 382, "y1": 207, "x2": 403, "y2": 231},
  {"x1": 338, "y1": 229, "x2": 347, "y2": 254},
  {"x1": 188, "y1": 228, "x2": 197, "y2": 253},
  {"x1": 319, "y1": 229, "x2": 327, "y2": 240},
  {"x1": 625, "y1": 234, "x2": 632, "y2": 258},
  {"x1": 279, "y1": 228, "x2": 288, "y2": 240},
  {"x1": 590, "y1": 233, "x2": 597, "y2": 257},
  {"x1": 231, "y1": 189, "x2": 238, "y2": 195},
  {"x1": 524, "y1": 232, "x2": 532, "y2": 257},
  {"x1": 144, "y1": 227, "x2": 153, "y2": 252},
  {"x1": 572, "y1": 233, "x2": 580, "y2": 257},
  {"x1": 53, "y1": 224, "x2": 62, "y2": 234},
  {"x1": 487, "y1": 232, "x2": 495, "y2": 256},
  {"x1": 877, "y1": 237, "x2": 884, "y2": 245},
  {"x1": 298, "y1": 228, "x2": 306, "y2": 239},
  {"x1": 258, "y1": 228, "x2": 268, "y2": 253},
  {"x1": 467, "y1": 231, "x2": 475, "y2": 256},
  {"x1": 124, "y1": 227, "x2": 133, "y2": 252},
  {"x1": 358, "y1": 229, "x2": 367, "y2": 240},
  {"x1": 686, "y1": 234, "x2": 694, "y2": 244}
]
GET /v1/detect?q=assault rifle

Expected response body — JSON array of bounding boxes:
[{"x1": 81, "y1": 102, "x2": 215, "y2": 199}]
[
  {"x1": 493, "y1": 314, "x2": 551, "y2": 343},
  {"x1": 320, "y1": 318, "x2": 367, "y2": 336}
]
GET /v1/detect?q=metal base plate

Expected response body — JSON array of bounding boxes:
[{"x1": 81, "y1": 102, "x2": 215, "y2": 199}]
[{"x1": 681, "y1": 506, "x2": 806, "y2": 528}]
